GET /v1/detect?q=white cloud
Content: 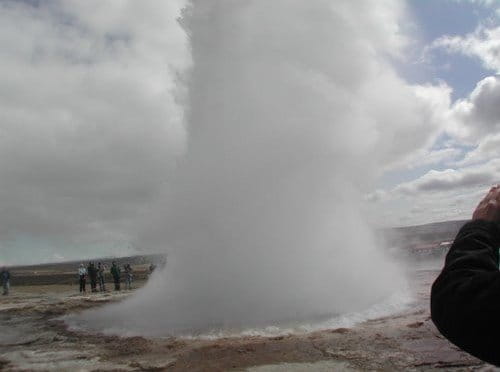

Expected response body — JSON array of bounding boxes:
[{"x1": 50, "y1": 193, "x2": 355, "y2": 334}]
[
  {"x1": 384, "y1": 146, "x2": 463, "y2": 172},
  {"x1": 428, "y1": 25, "x2": 500, "y2": 144},
  {"x1": 415, "y1": 147, "x2": 463, "y2": 167},
  {"x1": 366, "y1": 181, "x2": 488, "y2": 227},
  {"x1": 0, "y1": 0, "x2": 463, "y2": 262},
  {"x1": 0, "y1": 0, "x2": 190, "y2": 259},
  {"x1": 357, "y1": 78, "x2": 452, "y2": 172},
  {"x1": 432, "y1": 25, "x2": 500, "y2": 72},
  {"x1": 451, "y1": 0, "x2": 500, "y2": 7},
  {"x1": 456, "y1": 132, "x2": 500, "y2": 165},
  {"x1": 374, "y1": 158, "x2": 500, "y2": 201},
  {"x1": 395, "y1": 165, "x2": 495, "y2": 195},
  {"x1": 365, "y1": 5, "x2": 500, "y2": 227},
  {"x1": 386, "y1": 144, "x2": 461, "y2": 172},
  {"x1": 366, "y1": 154, "x2": 500, "y2": 226},
  {"x1": 448, "y1": 75, "x2": 500, "y2": 141}
]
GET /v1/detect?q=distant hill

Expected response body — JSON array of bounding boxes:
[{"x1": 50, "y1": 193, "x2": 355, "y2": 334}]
[
  {"x1": 10, "y1": 253, "x2": 165, "y2": 272},
  {"x1": 381, "y1": 219, "x2": 468, "y2": 259},
  {"x1": 386, "y1": 220, "x2": 467, "y2": 245}
]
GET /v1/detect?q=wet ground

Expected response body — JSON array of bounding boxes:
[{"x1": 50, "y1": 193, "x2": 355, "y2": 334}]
[{"x1": 0, "y1": 271, "x2": 498, "y2": 371}]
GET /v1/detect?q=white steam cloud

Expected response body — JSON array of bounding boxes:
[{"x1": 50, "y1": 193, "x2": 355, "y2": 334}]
[{"x1": 69, "y1": 0, "x2": 439, "y2": 336}]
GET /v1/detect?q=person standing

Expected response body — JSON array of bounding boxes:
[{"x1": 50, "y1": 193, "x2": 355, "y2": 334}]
[
  {"x1": 124, "y1": 264, "x2": 133, "y2": 290},
  {"x1": 110, "y1": 261, "x2": 121, "y2": 291},
  {"x1": 88, "y1": 262, "x2": 98, "y2": 293},
  {"x1": 78, "y1": 264, "x2": 87, "y2": 293},
  {"x1": 97, "y1": 262, "x2": 106, "y2": 292},
  {"x1": 1, "y1": 268, "x2": 10, "y2": 295}
]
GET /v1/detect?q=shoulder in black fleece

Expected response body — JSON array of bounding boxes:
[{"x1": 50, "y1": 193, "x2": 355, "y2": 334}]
[{"x1": 431, "y1": 220, "x2": 500, "y2": 365}]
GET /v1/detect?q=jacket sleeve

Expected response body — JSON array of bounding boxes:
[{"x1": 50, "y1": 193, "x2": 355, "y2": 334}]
[{"x1": 431, "y1": 220, "x2": 500, "y2": 366}]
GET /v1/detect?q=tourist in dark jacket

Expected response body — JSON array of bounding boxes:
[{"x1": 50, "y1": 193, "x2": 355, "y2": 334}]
[
  {"x1": 110, "y1": 261, "x2": 121, "y2": 291},
  {"x1": 431, "y1": 185, "x2": 500, "y2": 366},
  {"x1": 97, "y1": 262, "x2": 106, "y2": 292},
  {"x1": 124, "y1": 264, "x2": 133, "y2": 290},
  {"x1": 1, "y1": 268, "x2": 10, "y2": 295},
  {"x1": 88, "y1": 262, "x2": 98, "y2": 293}
]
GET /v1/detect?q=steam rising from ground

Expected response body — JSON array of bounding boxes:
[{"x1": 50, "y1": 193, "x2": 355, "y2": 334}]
[{"x1": 70, "y1": 0, "x2": 432, "y2": 336}]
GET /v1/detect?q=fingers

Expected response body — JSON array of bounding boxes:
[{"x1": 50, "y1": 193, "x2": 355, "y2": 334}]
[
  {"x1": 489, "y1": 187, "x2": 500, "y2": 204},
  {"x1": 480, "y1": 185, "x2": 500, "y2": 205},
  {"x1": 473, "y1": 185, "x2": 500, "y2": 219},
  {"x1": 473, "y1": 185, "x2": 500, "y2": 221},
  {"x1": 490, "y1": 184, "x2": 500, "y2": 194},
  {"x1": 485, "y1": 200, "x2": 498, "y2": 214}
]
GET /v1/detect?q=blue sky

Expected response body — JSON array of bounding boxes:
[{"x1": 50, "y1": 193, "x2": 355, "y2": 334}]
[
  {"x1": 407, "y1": 0, "x2": 494, "y2": 99},
  {"x1": 366, "y1": 0, "x2": 500, "y2": 227}
]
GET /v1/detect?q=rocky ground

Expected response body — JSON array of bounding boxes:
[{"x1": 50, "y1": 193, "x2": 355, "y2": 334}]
[{"x1": 0, "y1": 270, "x2": 498, "y2": 371}]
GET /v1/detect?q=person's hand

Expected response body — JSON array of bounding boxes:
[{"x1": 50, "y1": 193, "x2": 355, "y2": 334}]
[{"x1": 472, "y1": 185, "x2": 500, "y2": 225}]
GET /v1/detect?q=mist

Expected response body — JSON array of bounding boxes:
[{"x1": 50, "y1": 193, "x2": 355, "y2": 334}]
[{"x1": 68, "y1": 0, "x2": 432, "y2": 336}]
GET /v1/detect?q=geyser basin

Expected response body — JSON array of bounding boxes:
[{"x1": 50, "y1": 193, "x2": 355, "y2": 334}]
[
  {"x1": 68, "y1": 0, "x2": 420, "y2": 337},
  {"x1": 65, "y1": 283, "x2": 412, "y2": 338}
]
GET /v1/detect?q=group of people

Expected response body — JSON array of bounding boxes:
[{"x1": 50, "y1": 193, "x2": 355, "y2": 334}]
[
  {"x1": 0, "y1": 260, "x2": 157, "y2": 298},
  {"x1": 78, "y1": 261, "x2": 133, "y2": 293}
]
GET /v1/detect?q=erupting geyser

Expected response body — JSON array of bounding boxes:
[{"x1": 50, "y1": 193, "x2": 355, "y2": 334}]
[{"x1": 70, "y1": 0, "x2": 417, "y2": 336}]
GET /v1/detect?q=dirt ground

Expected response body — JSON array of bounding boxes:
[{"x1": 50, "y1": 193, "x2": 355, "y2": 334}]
[{"x1": 0, "y1": 270, "x2": 498, "y2": 371}]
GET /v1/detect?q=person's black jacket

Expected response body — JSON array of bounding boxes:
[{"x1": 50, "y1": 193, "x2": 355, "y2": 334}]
[
  {"x1": 1, "y1": 270, "x2": 10, "y2": 283},
  {"x1": 110, "y1": 265, "x2": 121, "y2": 280},
  {"x1": 88, "y1": 264, "x2": 97, "y2": 280},
  {"x1": 431, "y1": 220, "x2": 500, "y2": 366}
]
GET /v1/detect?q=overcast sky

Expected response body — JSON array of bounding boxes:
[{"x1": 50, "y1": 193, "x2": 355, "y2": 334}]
[{"x1": 1, "y1": 0, "x2": 500, "y2": 264}]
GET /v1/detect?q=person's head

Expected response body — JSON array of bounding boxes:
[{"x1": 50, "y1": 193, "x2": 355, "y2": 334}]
[
  {"x1": 80, "y1": 263, "x2": 84, "y2": 268},
  {"x1": 112, "y1": 261, "x2": 116, "y2": 266}
]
